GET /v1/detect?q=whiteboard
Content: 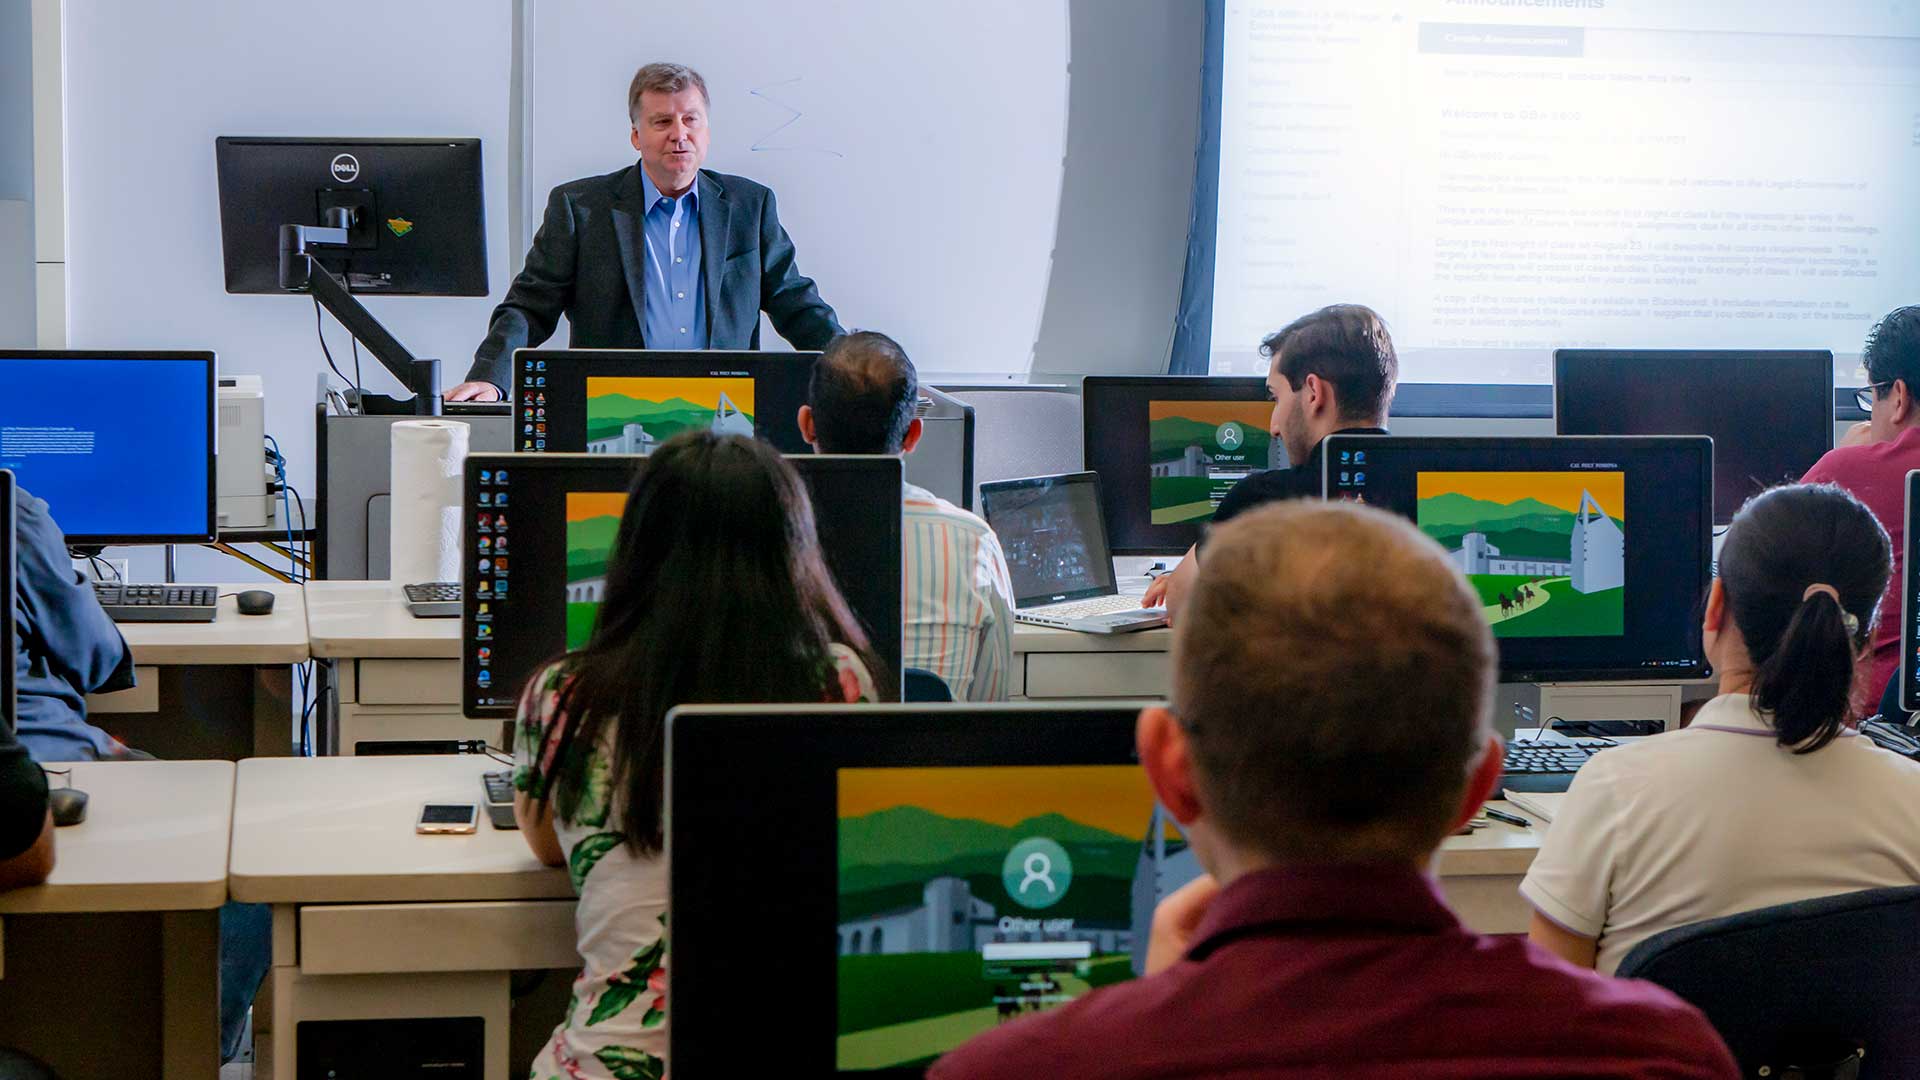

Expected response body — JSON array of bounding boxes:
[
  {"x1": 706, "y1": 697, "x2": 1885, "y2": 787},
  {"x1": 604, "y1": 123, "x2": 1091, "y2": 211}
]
[
  {"x1": 62, "y1": 0, "x2": 514, "y2": 488},
  {"x1": 525, "y1": 0, "x2": 1070, "y2": 378}
]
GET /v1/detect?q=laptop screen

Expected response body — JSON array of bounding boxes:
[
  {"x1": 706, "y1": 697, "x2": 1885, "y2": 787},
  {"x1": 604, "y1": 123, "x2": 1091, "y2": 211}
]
[{"x1": 979, "y1": 473, "x2": 1118, "y2": 606}]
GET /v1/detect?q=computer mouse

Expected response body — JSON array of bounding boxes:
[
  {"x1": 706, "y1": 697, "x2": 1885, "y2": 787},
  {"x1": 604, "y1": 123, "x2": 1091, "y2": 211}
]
[
  {"x1": 236, "y1": 589, "x2": 276, "y2": 616},
  {"x1": 48, "y1": 787, "x2": 87, "y2": 827}
]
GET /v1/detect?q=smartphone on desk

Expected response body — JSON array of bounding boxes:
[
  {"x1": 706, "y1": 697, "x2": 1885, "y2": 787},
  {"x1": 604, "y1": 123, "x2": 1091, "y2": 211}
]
[{"x1": 417, "y1": 802, "x2": 480, "y2": 834}]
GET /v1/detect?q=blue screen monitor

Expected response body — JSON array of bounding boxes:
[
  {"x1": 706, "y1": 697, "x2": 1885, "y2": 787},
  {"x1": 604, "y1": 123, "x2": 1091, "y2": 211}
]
[
  {"x1": 0, "y1": 470, "x2": 14, "y2": 728},
  {"x1": 0, "y1": 352, "x2": 217, "y2": 545}
]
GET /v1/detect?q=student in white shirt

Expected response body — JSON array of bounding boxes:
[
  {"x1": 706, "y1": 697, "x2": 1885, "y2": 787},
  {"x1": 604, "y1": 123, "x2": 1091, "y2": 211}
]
[
  {"x1": 797, "y1": 331, "x2": 1015, "y2": 700},
  {"x1": 1524, "y1": 483, "x2": 1920, "y2": 973}
]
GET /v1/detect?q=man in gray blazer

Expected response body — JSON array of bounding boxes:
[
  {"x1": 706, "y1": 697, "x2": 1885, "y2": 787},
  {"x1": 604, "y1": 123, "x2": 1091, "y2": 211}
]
[{"x1": 447, "y1": 62, "x2": 842, "y2": 400}]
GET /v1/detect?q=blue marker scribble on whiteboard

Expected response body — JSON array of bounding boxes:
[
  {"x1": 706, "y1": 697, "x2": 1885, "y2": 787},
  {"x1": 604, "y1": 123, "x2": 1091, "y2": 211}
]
[{"x1": 749, "y1": 77, "x2": 846, "y2": 158}]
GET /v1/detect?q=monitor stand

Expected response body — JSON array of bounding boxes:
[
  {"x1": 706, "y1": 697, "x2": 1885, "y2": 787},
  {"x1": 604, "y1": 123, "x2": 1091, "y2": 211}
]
[
  {"x1": 280, "y1": 218, "x2": 441, "y2": 417},
  {"x1": 1536, "y1": 682, "x2": 1684, "y2": 733}
]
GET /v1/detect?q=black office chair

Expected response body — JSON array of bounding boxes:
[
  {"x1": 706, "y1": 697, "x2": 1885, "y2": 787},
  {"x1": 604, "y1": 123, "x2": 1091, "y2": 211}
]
[
  {"x1": 0, "y1": 1047, "x2": 60, "y2": 1080},
  {"x1": 1615, "y1": 885, "x2": 1920, "y2": 1079},
  {"x1": 902, "y1": 667, "x2": 954, "y2": 703},
  {"x1": 1874, "y1": 667, "x2": 1903, "y2": 726}
]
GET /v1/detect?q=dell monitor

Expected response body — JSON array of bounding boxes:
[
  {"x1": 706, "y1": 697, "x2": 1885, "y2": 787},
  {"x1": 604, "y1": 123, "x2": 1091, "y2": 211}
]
[
  {"x1": 217, "y1": 137, "x2": 487, "y2": 413},
  {"x1": 665, "y1": 701, "x2": 1173, "y2": 1075},
  {"x1": 462, "y1": 452, "x2": 903, "y2": 717},
  {"x1": 0, "y1": 352, "x2": 216, "y2": 545},
  {"x1": 1082, "y1": 376, "x2": 1278, "y2": 555},
  {"x1": 215, "y1": 137, "x2": 486, "y2": 296},
  {"x1": 1324, "y1": 434, "x2": 1714, "y2": 683},
  {"x1": 512, "y1": 349, "x2": 817, "y2": 455},
  {"x1": 1553, "y1": 350, "x2": 1833, "y2": 524}
]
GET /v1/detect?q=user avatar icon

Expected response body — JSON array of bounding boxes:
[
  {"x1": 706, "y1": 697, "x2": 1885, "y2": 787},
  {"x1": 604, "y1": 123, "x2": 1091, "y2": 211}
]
[
  {"x1": 1215, "y1": 421, "x2": 1244, "y2": 451},
  {"x1": 1001, "y1": 837, "x2": 1074, "y2": 911}
]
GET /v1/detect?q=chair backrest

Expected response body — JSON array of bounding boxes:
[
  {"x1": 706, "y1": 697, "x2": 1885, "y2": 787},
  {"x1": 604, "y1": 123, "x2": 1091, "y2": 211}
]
[
  {"x1": 1615, "y1": 885, "x2": 1920, "y2": 1078},
  {"x1": 0, "y1": 1046, "x2": 61, "y2": 1080},
  {"x1": 901, "y1": 667, "x2": 955, "y2": 703},
  {"x1": 939, "y1": 386, "x2": 1082, "y2": 508}
]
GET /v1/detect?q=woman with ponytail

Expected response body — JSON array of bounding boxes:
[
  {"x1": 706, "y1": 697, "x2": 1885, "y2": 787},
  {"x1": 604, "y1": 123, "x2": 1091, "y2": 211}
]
[{"x1": 1521, "y1": 483, "x2": 1920, "y2": 973}]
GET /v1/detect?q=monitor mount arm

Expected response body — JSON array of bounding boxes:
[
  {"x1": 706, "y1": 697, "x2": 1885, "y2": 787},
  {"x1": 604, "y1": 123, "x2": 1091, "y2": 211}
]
[{"x1": 279, "y1": 212, "x2": 441, "y2": 416}]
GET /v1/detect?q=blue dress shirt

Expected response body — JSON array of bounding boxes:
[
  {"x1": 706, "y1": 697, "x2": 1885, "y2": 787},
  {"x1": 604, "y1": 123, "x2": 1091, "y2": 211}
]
[
  {"x1": 13, "y1": 488, "x2": 136, "y2": 761},
  {"x1": 638, "y1": 169, "x2": 708, "y2": 349}
]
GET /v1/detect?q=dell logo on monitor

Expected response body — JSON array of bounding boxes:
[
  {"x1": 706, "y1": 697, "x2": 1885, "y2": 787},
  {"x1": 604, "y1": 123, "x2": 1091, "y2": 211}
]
[{"x1": 329, "y1": 154, "x2": 361, "y2": 182}]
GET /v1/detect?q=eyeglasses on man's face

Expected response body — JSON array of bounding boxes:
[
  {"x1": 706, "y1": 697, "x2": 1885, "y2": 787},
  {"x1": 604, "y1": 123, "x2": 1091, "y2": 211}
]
[{"x1": 1856, "y1": 382, "x2": 1894, "y2": 412}]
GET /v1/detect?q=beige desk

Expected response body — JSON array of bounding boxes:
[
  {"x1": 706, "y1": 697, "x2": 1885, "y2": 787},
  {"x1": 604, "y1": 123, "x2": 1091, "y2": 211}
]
[
  {"x1": 303, "y1": 580, "x2": 474, "y2": 754},
  {"x1": 231, "y1": 755, "x2": 576, "y2": 1080},
  {"x1": 305, "y1": 580, "x2": 1179, "y2": 748},
  {"x1": 1010, "y1": 624, "x2": 1172, "y2": 699},
  {"x1": 0, "y1": 760, "x2": 234, "y2": 1079},
  {"x1": 88, "y1": 582, "x2": 311, "y2": 758},
  {"x1": 1436, "y1": 801, "x2": 1545, "y2": 934}
]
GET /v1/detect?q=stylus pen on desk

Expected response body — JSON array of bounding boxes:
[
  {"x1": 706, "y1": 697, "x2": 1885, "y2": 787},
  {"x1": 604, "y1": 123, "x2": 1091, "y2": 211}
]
[{"x1": 1484, "y1": 807, "x2": 1532, "y2": 829}]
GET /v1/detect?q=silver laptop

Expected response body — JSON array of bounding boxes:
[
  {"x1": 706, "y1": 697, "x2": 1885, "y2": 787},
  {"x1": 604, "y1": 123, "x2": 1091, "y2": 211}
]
[{"x1": 979, "y1": 471, "x2": 1168, "y2": 633}]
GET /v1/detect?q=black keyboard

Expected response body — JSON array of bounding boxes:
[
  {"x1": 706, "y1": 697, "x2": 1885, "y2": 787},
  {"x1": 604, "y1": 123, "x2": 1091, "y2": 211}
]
[
  {"x1": 1500, "y1": 738, "x2": 1613, "y2": 793},
  {"x1": 404, "y1": 581, "x2": 462, "y2": 618},
  {"x1": 93, "y1": 583, "x2": 218, "y2": 623},
  {"x1": 481, "y1": 769, "x2": 518, "y2": 830}
]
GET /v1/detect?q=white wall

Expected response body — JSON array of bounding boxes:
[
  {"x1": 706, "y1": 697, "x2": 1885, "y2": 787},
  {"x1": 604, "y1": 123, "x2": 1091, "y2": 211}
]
[
  {"x1": 523, "y1": 0, "x2": 1070, "y2": 380},
  {"x1": 61, "y1": 0, "x2": 514, "y2": 490},
  {"x1": 54, "y1": 1, "x2": 1223, "y2": 498},
  {"x1": 0, "y1": 0, "x2": 34, "y2": 346},
  {"x1": 1030, "y1": 0, "x2": 1203, "y2": 385}
]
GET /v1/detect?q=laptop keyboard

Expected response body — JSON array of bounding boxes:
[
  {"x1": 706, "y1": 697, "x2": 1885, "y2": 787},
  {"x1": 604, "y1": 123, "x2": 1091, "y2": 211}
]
[
  {"x1": 1036, "y1": 595, "x2": 1158, "y2": 619},
  {"x1": 404, "y1": 582, "x2": 461, "y2": 603}
]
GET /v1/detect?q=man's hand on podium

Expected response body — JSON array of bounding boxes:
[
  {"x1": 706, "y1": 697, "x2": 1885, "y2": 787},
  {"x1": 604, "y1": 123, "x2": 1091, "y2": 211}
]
[{"x1": 445, "y1": 381, "x2": 503, "y2": 403}]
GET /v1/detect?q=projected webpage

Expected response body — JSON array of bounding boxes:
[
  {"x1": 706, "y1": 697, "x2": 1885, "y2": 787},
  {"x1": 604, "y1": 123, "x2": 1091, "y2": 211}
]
[{"x1": 1209, "y1": 0, "x2": 1920, "y2": 383}]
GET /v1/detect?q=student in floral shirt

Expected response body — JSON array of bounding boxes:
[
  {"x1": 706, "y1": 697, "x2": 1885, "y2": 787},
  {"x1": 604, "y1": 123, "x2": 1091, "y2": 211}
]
[{"x1": 513, "y1": 432, "x2": 884, "y2": 1079}]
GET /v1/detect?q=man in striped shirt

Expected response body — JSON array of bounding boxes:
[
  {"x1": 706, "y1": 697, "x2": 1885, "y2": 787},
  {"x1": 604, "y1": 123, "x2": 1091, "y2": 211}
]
[{"x1": 798, "y1": 332, "x2": 1015, "y2": 700}]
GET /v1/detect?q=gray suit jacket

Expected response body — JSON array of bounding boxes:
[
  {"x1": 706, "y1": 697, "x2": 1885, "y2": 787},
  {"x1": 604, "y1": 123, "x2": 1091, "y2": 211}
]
[{"x1": 466, "y1": 164, "x2": 842, "y2": 389}]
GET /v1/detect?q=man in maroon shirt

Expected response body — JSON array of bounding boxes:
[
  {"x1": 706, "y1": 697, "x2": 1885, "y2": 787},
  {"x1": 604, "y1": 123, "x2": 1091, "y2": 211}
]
[
  {"x1": 932, "y1": 502, "x2": 1737, "y2": 1080},
  {"x1": 1804, "y1": 305, "x2": 1920, "y2": 716}
]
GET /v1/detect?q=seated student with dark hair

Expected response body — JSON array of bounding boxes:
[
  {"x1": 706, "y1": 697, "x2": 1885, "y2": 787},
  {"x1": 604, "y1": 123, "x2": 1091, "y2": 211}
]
[
  {"x1": 1142, "y1": 303, "x2": 1395, "y2": 619},
  {"x1": 1526, "y1": 483, "x2": 1920, "y2": 974},
  {"x1": 1803, "y1": 305, "x2": 1920, "y2": 714},
  {"x1": 12, "y1": 489, "x2": 136, "y2": 762},
  {"x1": 797, "y1": 331, "x2": 1015, "y2": 701},
  {"x1": 936, "y1": 501, "x2": 1737, "y2": 1079},
  {"x1": 513, "y1": 431, "x2": 882, "y2": 1079}
]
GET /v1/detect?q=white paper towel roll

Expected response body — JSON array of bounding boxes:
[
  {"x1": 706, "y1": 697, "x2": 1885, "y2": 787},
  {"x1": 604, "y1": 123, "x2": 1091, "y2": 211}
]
[{"x1": 390, "y1": 419, "x2": 470, "y2": 584}]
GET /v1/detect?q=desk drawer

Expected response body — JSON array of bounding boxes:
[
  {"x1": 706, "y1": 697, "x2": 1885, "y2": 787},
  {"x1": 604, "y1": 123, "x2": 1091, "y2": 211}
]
[
  {"x1": 299, "y1": 901, "x2": 580, "y2": 974},
  {"x1": 1438, "y1": 875, "x2": 1529, "y2": 935},
  {"x1": 355, "y1": 659, "x2": 461, "y2": 705},
  {"x1": 336, "y1": 706, "x2": 497, "y2": 756},
  {"x1": 1022, "y1": 652, "x2": 1170, "y2": 699},
  {"x1": 85, "y1": 666, "x2": 162, "y2": 713}
]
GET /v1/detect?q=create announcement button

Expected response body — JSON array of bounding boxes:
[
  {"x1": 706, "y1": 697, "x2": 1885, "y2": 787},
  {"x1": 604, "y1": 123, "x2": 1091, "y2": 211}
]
[{"x1": 1418, "y1": 22, "x2": 1586, "y2": 58}]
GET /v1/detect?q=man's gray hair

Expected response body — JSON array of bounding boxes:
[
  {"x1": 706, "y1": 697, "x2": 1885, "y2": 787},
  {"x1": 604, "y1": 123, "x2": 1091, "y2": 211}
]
[{"x1": 628, "y1": 62, "x2": 710, "y2": 120}]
